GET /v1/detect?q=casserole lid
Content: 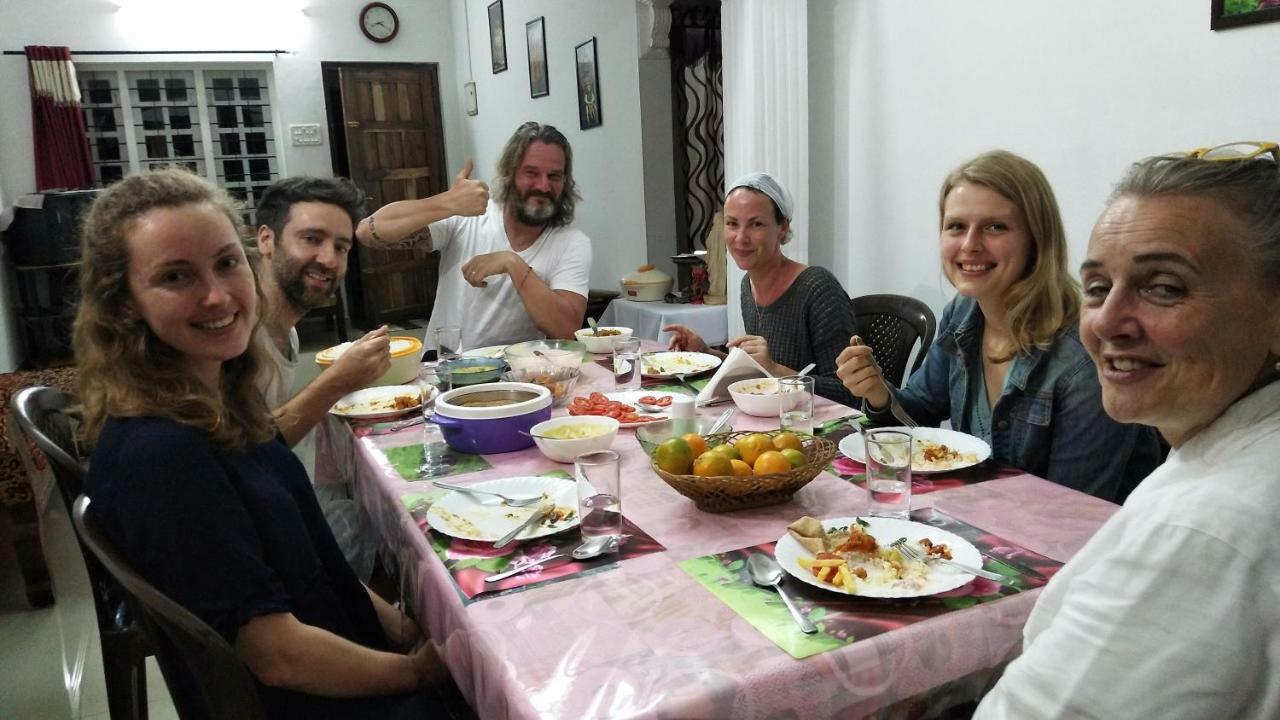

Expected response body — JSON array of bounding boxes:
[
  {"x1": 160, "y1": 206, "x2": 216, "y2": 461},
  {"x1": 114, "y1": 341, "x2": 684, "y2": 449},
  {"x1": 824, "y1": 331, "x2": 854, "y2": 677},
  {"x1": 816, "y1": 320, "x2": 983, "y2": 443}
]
[
  {"x1": 317, "y1": 335, "x2": 422, "y2": 364},
  {"x1": 434, "y1": 381, "x2": 552, "y2": 420}
]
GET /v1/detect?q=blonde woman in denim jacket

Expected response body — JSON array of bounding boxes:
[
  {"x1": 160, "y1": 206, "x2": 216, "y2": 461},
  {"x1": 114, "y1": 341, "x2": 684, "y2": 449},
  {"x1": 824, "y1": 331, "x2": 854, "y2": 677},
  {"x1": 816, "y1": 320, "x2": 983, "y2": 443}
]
[{"x1": 837, "y1": 150, "x2": 1161, "y2": 501}]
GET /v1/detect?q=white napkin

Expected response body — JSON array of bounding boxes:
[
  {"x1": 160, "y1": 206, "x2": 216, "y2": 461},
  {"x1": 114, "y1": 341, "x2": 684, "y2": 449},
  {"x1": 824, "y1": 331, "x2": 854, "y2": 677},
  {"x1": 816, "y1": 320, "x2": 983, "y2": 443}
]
[{"x1": 696, "y1": 347, "x2": 772, "y2": 405}]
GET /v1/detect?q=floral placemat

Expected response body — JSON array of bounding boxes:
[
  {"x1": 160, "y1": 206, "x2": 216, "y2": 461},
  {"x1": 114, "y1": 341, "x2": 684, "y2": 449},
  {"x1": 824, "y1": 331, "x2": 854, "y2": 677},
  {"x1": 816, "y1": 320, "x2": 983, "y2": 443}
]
[
  {"x1": 402, "y1": 470, "x2": 666, "y2": 604},
  {"x1": 380, "y1": 443, "x2": 491, "y2": 481},
  {"x1": 677, "y1": 509, "x2": 1062, "y2": 659}
]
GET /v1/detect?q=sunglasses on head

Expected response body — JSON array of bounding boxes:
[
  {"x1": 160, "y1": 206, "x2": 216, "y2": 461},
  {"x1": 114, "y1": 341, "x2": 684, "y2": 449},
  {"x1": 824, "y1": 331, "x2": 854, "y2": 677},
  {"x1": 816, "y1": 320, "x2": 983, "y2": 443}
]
[{"x1": 1182, "y1": 141, "x2": 1279, "y2": 164}]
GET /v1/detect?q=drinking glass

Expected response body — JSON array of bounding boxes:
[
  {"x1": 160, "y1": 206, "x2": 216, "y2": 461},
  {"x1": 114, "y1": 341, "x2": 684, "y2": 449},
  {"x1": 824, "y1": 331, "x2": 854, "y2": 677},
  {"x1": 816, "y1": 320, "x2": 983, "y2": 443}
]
[
  {"x1": 416, "y1": 363, "x2": 453, "y2": 478},
  {"x1": 613, "y1": 337, "x2": 642, "y2": 390},
  {"x1": 778, "y1": 375, "x2": 816, "y2": 436},
  {"x1": 865, "y1": 429, "x2": 913, "y2": 519},
  {"x1": 576, "y1": 449, "x2": 622, "y2": 543},
  {"x1": 432, "y1": 326, "x2": 463, "y2": 362}
]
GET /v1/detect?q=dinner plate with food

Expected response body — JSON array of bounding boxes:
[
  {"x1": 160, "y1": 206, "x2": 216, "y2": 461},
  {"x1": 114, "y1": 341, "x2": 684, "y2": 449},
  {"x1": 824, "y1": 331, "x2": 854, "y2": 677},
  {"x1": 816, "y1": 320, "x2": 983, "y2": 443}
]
[
  {"x1": 426, "y1": 476, "x2": 579, "y2": 542},
  {"x1": 461, "y1": 344, "x2": 508, "y2": 359},
  {"x1": 566, "y1": 391, "x2": 670, "y2": 427},
  {"x1": 329, "y1": 385, "x2": 424, "y2": 421},
  {"x1": 641, "y1": 351, "x2": 722, "y2": 379},
  {"x1": 775, "y1": 515, "x2": 983, "y2": 598},
  {"x1": 838, "y1": 426, "x2": 991, "y2": 474}
]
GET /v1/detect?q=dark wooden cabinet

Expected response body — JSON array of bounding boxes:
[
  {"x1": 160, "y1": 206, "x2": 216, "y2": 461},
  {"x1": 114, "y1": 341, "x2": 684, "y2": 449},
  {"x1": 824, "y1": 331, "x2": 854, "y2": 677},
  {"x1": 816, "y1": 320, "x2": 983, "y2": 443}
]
[{"x1": 11, "y1": 262, "x2": 78, "y2": 367}]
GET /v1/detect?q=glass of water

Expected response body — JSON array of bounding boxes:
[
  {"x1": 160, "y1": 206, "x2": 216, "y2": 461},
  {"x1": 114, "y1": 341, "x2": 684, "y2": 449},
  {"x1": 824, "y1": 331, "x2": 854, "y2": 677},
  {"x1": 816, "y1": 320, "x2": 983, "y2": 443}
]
[
  {"x1": 432, "y1": 326, "x2": 462, "y2": 362},
  {"x1": 778, "y1": 375, "x2": 816, "y2": 436},
  {"x1": 575, "y1": 449, "x2": 622, "y2": 544},
  {"x1": 613, "y1": 337, "x2": 642, "y2": 390},
  {"x1": 865, "y1": 429, "x2": 913, "y2": 519},
  {"x1": 416, "y1": 363, "x2": 453, "y2": 478}
]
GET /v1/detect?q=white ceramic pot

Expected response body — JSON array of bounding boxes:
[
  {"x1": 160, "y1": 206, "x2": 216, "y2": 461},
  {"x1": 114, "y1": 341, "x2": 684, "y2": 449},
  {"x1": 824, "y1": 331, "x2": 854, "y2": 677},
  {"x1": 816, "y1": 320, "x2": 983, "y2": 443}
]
[
  {"x1": 529, "y1": 415, "x2": 620, "y2": 463},
  {"x1": 620, "y1": 264, "x2": 673, "y2": 302}
]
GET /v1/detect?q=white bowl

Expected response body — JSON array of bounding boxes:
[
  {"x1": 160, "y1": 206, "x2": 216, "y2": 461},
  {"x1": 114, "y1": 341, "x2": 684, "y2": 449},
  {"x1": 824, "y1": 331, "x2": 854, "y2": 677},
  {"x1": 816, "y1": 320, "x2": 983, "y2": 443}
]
[
  {"x1": 530, "y1": 415, "x2": 620, "y2": 463},
  {"x1": 728, "y1": 377, "x2": 782, "y2": 417},
  {"x1": 315, "y1": 335, "x2": 422, "y2": 386},
  {"x1": 573, "y1": 326, "x2": 634, "y2": 354}
]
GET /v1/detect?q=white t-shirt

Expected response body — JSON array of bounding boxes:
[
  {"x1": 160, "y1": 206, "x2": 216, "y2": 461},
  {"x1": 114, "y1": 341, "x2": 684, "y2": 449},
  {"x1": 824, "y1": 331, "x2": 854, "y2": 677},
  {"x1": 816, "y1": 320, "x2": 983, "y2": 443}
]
[
  {"x1": 255, "y1": 324, "x2": 299, "y2": 410},
  {"x1": 975, "y1": 380, "x2": 1280, "y2": 719},
  {"x1": 423, "y1": 200, "x2": 591, "y2": 350}
]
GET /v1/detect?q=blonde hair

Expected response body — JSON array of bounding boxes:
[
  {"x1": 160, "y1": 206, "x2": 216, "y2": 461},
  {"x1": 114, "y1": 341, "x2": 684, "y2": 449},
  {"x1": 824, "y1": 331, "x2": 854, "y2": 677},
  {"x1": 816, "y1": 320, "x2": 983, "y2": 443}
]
[
  {"x1": 939, "y1": 150, "x2": 1081, "y2": 361},
  {"x1": 73, "y1": 167, "x2": 274, "y2": 450}
]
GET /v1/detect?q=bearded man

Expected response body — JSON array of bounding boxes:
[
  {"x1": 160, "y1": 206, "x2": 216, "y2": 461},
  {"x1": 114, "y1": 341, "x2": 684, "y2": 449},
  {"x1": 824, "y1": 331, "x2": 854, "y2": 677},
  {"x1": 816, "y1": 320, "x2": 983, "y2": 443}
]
[
  {"x1": 254, "y1": 177, "x2": 390, "y2": 446},
  {"x1": 357, "y1": 122, "x2": 592, "y2": 349}
]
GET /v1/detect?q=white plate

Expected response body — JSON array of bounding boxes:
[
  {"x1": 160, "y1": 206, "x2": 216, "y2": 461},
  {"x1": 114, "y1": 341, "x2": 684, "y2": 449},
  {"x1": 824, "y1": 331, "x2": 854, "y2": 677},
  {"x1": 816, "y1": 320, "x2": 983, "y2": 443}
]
[
  {"x1": 426, "y1": 476, "x2": 579, "y2": 542},
  {"x1": 462, "y1": 344, "x2": 508, "y2": 359},
  {"x1": 602, "y1": 390, "x2": 684, "y2": 427},
  {"x1": 774, "y1": 516, "x2": 983, "y2": 598},
  {"x1": 838, "y1": 426, "x2": 991, "y2": 474},
  {"x1": 641, "y1": 351, "x2": 722, "y2": 378},
  {"x1": 329, "y1": 385, "x2": 423, "y2": 420}
]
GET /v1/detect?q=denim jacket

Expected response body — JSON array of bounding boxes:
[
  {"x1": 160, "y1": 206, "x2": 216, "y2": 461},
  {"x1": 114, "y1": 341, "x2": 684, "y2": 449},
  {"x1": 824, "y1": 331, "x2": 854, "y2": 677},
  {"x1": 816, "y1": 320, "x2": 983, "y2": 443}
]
[{"x1": 868, "y1": 296, "x2": 1161, "y2": 502}]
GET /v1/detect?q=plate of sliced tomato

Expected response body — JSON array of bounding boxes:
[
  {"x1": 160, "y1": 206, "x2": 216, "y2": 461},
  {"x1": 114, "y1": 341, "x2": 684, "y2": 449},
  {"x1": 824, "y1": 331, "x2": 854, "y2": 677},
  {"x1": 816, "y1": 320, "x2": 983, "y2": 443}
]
[{"x1": 566, "y1": 391, "x2": 677, "y2": 427}]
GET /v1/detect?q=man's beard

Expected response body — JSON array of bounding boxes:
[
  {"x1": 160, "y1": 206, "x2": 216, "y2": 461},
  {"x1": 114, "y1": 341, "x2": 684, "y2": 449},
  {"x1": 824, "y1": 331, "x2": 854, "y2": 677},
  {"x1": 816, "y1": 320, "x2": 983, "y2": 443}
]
[
  {"x1": 274, "y1": 255, "x2": 337, "y2": 314},
  {"x1": 512, "y1": 188, "x2": 562, "y2": 226}
]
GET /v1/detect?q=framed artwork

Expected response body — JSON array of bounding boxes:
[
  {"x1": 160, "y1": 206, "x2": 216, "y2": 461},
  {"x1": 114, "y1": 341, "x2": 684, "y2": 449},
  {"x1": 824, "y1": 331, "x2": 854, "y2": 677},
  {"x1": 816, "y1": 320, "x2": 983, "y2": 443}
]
[
  {"x1": 488, "y1": 0, "x2": 507, "y2": 74},
  {"x1": 1211, "y1": 0, "x2": 1280, "y2": 29},
  {"x1": 574, "y1": 37, "x2": 602, "y2": 130},
  {"x1": 527, "y1": 17, "x2": 549, "y2": 98}
]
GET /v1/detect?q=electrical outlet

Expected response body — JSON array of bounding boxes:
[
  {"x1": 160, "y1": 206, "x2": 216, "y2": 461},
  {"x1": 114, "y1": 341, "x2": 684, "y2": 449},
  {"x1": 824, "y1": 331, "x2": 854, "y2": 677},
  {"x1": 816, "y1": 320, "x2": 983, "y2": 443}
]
[
  {"x1": 290, "y1": 124, "x2": 324, "y2": 146},
  {"x1": 464, "y1": 82, "x2": 478, "y2": 116}
]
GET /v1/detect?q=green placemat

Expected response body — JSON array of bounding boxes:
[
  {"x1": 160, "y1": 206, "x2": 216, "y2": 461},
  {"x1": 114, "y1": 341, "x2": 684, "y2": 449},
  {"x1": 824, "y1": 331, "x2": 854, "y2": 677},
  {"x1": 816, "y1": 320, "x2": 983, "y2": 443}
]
[{"x1": 382, "y1": 444, "x2": 491, "y2": 481}]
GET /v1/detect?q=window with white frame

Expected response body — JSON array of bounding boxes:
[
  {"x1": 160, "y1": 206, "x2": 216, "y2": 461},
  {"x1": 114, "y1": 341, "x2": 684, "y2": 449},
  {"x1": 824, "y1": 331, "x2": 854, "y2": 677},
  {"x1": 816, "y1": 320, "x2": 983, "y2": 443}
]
[{"x1": 78, "y1": 65, "x2": 279, "y2": 223}]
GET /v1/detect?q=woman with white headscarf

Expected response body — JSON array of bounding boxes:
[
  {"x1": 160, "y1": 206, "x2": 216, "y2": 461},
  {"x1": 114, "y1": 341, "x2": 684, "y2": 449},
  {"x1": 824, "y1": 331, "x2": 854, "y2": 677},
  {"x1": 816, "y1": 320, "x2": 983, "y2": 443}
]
[{"x1": 665, "y1": 172, "x2": 859, "y2": 405}]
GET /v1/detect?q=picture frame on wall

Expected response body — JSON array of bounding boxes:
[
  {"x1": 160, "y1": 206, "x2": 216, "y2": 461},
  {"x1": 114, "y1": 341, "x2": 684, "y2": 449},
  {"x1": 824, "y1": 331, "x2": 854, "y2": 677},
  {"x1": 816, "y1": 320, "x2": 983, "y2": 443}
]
[
  {"x1": 488, "y1": 0, "x2": 507, "y2": 73},
  {"x1": 574, "y1": 37, "x2": 602, "y2": 130},
  {"x1": 1211, "y1": 0, "x2": 1280, "y2": 29},
  {"x1": 527, "y1": 17, "x2": 549, "y2": 98}
]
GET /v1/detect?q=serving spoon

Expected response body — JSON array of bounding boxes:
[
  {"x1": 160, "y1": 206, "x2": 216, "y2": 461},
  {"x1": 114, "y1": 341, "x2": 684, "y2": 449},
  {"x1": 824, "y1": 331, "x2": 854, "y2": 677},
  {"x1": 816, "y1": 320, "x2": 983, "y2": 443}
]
[{"x1": 747, "y1": 554, "x2": 817, "y2": 633}]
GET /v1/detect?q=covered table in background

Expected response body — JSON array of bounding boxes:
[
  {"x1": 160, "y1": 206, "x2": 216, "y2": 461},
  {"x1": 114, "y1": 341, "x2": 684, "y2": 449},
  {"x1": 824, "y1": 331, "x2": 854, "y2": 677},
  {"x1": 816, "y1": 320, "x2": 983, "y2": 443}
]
[{"x1": 599, "y1": 298, "x2": 729, "y2": 346}]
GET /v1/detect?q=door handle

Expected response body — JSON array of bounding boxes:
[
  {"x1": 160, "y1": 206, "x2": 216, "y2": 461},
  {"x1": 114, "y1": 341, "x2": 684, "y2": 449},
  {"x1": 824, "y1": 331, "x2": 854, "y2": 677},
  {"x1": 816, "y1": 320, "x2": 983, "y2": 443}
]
[{"x1": 345, "y1": 120, "x2": 360, "y2": 128}]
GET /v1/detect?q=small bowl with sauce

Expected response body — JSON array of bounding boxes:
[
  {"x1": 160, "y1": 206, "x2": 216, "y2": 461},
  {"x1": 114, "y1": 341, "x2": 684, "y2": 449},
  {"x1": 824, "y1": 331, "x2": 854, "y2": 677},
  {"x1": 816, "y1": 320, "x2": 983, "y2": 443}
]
[
  {"x1": 441, "y1": 357, "x2": 507, "y2": 386},
  {"x1": 573, "y1": 326, "x2": 634, "y2": 354},
  {"x1": 529, "y1": 415, "x2": 620, "y2": 463}
]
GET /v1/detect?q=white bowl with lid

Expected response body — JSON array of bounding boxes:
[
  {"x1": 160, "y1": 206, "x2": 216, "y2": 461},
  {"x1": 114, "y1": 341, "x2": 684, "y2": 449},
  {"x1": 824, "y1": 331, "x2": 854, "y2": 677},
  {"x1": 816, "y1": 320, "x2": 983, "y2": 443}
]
[
  {"x1": 315, "y1": 335, "x2": 422, "y2": 386},
  {"x1": 620, "y1": 264, "x2": 673, "y2": 302}
]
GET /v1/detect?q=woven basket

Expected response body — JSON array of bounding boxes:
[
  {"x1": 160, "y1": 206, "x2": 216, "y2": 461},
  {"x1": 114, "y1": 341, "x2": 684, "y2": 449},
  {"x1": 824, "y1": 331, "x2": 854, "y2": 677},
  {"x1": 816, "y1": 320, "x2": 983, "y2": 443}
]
[{"x1": 650, "y1": 430, "x2": 837, "y2": 513}]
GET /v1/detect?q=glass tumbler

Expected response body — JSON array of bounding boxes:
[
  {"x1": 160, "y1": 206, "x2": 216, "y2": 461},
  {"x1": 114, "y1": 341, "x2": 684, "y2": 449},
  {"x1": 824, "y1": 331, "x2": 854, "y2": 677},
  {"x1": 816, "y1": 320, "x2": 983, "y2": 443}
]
[{"x1": 416, "y1": 362, "x2": 453, "y2": 478}]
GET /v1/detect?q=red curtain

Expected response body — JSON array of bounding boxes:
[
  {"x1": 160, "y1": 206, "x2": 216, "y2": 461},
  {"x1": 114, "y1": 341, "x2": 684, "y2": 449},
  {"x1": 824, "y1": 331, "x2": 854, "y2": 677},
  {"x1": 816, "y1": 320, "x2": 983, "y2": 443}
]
[{"x1": 26, "y1": 46, "x2": 94, "y2": 191}]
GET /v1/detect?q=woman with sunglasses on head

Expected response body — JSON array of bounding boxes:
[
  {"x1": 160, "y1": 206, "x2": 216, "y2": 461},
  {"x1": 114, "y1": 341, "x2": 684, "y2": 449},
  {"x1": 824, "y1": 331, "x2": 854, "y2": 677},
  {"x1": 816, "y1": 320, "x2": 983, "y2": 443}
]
[
  {"x1": 836, "y1": 150, "x2": 1161, "y2": 501},
  {"x1": 976, "y1": 143, "x2": 1280, "y2": 718},
  {"x1": 76, "y1": 168, "x2": 438, "y2": 718},
  {"x1": 664, "y1": 172, "x2": 860, "y2": 405}
]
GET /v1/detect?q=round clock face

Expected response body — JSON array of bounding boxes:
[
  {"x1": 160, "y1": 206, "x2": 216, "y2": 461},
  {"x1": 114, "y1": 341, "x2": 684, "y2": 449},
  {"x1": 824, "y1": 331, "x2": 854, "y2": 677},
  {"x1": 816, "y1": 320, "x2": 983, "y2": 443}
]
[{"x1": 360, "y1": 3, "x2": 399, "y2": 43}]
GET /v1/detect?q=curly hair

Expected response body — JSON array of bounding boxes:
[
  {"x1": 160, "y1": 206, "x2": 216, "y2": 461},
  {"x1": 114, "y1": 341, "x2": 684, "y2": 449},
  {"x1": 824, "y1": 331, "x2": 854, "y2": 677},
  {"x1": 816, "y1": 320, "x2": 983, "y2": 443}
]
[
  {"x1": 939, "y1": 150, "x2": 1081, "y2": 361},
  {"x1": 73, "y1": 167, "x2": 274, "y2": 450},
  {"x1": 492, "y1": 121, "x2": 580, "y2": 226}
]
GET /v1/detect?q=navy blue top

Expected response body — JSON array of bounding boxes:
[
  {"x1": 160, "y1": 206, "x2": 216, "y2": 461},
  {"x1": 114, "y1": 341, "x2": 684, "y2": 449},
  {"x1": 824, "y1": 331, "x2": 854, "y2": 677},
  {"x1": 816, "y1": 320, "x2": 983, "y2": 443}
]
[
  {"x1": 868, "y1": 296, "x2": 1163, "y2": 502},
  {"x1": 84, "y1": 416, "x2": 419, "y2": 719}
]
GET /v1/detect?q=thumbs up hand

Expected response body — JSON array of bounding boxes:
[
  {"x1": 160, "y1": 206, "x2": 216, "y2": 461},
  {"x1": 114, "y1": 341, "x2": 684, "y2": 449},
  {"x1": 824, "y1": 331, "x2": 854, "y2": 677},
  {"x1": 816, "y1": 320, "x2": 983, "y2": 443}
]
[{"x1": 449, "y1": 157, "x2": 489, "y2": 217}]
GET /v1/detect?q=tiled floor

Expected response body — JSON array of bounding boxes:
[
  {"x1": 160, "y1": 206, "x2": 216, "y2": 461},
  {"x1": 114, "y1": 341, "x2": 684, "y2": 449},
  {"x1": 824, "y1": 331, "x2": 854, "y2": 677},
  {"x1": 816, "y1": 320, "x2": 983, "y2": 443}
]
[{"x1": 0, "y1": 316, "x2": 385, "y2": 719}]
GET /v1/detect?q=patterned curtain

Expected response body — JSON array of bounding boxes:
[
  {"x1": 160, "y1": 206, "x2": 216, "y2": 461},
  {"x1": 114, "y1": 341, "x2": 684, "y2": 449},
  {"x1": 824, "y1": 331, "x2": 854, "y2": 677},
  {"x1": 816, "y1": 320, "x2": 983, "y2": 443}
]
[
  {"x1": 26, "y1": 46, "x2": 94, "y2": 191},
  {"x1": 672, "y1": 6, "x2": 723, "y2": 252}
]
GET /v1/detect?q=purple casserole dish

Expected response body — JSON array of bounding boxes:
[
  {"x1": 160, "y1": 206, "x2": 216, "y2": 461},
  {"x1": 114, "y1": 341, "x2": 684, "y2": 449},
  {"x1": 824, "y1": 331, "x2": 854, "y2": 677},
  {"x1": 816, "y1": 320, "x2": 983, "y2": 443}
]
[{"x1": 432, "y1": 382, "x2": 552, "y2": 454}]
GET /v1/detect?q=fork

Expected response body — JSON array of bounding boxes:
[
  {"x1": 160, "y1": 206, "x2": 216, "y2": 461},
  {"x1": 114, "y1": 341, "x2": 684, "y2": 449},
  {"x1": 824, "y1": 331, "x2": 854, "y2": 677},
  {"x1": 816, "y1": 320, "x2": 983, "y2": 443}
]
[
  {"x1": 432, "y1": 481, "x2": 542, "y2": 507},
  {"x1": 891, "y1": 538, "x2": 1007, "y2": 582}
]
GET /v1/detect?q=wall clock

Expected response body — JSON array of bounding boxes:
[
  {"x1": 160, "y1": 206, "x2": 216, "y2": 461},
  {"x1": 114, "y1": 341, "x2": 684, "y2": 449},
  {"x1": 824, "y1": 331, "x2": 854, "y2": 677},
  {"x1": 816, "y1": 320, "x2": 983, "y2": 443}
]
[{"x1": 359, "y1": 2, "x2": 399, "y2": 43}]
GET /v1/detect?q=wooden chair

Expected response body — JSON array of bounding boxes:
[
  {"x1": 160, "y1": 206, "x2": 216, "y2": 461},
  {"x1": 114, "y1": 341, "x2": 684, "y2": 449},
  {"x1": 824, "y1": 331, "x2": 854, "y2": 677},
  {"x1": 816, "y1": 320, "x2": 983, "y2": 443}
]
[
  {"x1": 73, "y1": 495, "x2": 268, "y2": 720},
  {"x1": 852, "y1": 294, "x2": 937, "y2": 387},
  {"x1": 11, "y1": 386, "x2": 152, "y2": 720}
]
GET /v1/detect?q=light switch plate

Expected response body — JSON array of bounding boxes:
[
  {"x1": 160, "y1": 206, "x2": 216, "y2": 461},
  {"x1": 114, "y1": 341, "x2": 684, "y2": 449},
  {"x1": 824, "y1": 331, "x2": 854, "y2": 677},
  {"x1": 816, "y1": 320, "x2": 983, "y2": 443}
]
[
  {"x1": 464, "y1": 82, "x2": 478, "y2": 116},
  {"x1": 290, "y1": 124, "x2": 324, "y2": 146}
]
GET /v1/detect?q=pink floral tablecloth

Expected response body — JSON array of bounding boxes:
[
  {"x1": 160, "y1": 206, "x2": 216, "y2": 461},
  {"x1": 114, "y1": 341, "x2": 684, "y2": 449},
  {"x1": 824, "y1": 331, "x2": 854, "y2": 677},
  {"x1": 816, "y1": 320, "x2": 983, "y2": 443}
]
[{"x1": 316, "y1": 347, "x2": 1118, "y2": 719}]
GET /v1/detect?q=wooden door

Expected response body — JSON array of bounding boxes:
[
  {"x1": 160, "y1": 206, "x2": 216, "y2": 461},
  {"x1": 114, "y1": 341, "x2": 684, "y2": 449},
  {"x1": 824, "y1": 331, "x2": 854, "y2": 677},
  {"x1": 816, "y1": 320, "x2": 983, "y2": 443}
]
[{"x1": 338, "y1": 64, "x2": 448, "y2": 324}]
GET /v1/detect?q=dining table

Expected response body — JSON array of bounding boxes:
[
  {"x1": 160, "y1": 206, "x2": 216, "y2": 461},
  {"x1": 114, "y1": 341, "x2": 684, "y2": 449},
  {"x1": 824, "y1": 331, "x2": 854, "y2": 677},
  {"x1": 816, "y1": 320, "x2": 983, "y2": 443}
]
[{"x1": 313, "y1": 343, "x2": 1118, "y2": 719}]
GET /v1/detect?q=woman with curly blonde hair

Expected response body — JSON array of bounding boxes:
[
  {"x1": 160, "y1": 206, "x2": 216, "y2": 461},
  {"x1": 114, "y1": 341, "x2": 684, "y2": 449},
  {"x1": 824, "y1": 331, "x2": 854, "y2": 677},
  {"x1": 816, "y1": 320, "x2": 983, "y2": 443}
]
[
  {"x1": 837, "y1": 150, "x2": 1161, "y2": 500},
  {"x1": 77, "y1": 168, "x2": 438, "y2": 718}
]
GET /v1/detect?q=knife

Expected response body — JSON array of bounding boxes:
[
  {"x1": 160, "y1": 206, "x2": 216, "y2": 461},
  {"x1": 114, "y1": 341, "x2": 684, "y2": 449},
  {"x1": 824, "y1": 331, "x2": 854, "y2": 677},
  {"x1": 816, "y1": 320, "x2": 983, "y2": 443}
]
[
  {"x1": 483, "y1": 553, "x2": 571, "y2": 583},
  {"x1": 493, "y1": 503, "x2": 553, "y2": 549}
]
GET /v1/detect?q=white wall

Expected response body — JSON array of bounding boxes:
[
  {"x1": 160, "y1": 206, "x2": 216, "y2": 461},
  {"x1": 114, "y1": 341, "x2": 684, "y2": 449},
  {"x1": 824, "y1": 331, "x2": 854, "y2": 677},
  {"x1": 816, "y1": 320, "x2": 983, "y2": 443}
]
[
  {"x1": 0, "y1": 0, "x2": 467, "y2": 370},
  {"x1": 448, "y1": 0, "x2": 650, "y2": 293},
  {"x1": 808, "y1": 0, "x2": 1280, "y2": 318}
]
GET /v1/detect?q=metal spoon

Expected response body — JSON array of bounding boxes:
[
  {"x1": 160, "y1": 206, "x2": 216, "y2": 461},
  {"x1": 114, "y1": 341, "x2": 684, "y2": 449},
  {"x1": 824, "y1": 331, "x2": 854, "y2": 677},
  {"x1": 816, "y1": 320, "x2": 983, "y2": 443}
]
[
  {"x1": 747, "y1": 554, "x2": 817, "y2": 634},
  {"x1": 587, "y1": 316, "x2": 601, "y2": 335},
  {"x1": 572, "y1": 534, "x2": 620, "y2": 560},
  {"x1": 431, "y1": 480, "x2": 542, "y2": 507},
  {"x1": 635, "y1": 400, "x2": 667, "y2": 414},
  {"x1": 516, "y1": 429, "x2": 553, "y2": 440},
  {"x1": 797, "y1": 362, "x2": 816, "y2": 378},
  {"x1": 706, "y1": 408, "x2": 734, "y2": 435}
]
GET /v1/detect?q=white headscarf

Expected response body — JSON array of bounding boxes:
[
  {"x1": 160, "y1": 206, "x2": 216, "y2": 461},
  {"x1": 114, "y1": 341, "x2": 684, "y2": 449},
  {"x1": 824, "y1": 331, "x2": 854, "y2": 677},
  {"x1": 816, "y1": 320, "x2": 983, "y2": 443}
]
[{"x1": 727, "y1": 172, "x2": 793, "y2": 244}]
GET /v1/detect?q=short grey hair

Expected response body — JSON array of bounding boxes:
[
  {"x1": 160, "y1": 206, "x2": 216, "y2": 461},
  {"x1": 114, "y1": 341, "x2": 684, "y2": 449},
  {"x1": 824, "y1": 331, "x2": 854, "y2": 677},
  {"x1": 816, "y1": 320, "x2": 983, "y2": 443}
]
[{"x1": 1110, "y1": 153, "x2": 1280, "y2": 292}]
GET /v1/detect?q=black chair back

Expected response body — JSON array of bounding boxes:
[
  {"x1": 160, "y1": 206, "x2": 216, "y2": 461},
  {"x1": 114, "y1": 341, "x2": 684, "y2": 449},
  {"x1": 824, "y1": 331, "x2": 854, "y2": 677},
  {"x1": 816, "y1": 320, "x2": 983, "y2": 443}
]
[
  {"x1": 73, "y1": 495, "x2": 268, "y2": 720},
  {"x1": 10, "y1": 386, "x2": 153, "y2": 720},
  {"x1": 853, "y1": 294, "x2": 938, "y2": 387}
]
